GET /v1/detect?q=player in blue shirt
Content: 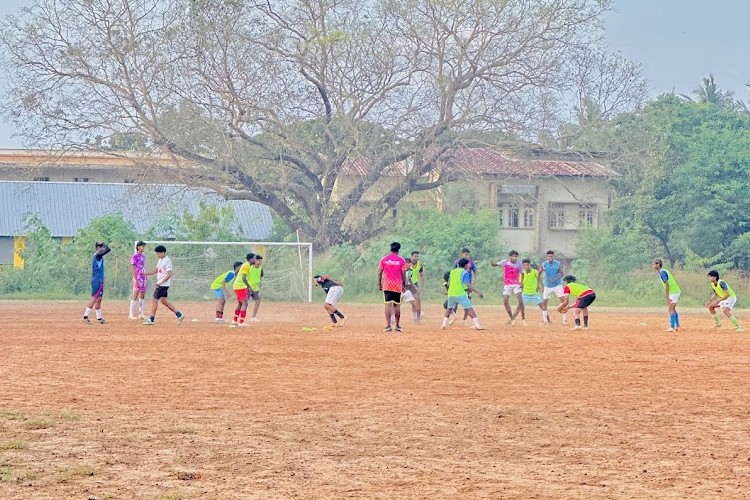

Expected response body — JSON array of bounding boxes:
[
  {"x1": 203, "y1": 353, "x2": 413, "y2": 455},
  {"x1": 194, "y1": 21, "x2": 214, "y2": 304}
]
[
  {"x1": 83, "y1": 241, "x2": 111, "y2": 324},
  {"x1": 539, "y1": 250, "x2": 567, "y2": 325}
]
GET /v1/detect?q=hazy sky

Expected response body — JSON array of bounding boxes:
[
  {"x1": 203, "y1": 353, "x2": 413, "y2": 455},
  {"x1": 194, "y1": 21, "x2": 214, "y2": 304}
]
[{"x1": 0, "y1": 0, "x2": 748, "y2": 148}]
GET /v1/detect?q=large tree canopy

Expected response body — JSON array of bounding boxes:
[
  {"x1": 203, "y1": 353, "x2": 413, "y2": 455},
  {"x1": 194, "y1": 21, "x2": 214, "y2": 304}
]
[{"x1": 0, "y1": 0, "x2": 623, "y2": 247}]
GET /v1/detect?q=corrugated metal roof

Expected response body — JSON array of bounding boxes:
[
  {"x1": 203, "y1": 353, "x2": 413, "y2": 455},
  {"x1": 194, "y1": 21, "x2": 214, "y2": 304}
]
[
  {"x1": 0, "y1": 181, "x2": 273, "y2": 239},
  {"x1": 342, "y1": 147, "x2": 619, "y2": 177}
]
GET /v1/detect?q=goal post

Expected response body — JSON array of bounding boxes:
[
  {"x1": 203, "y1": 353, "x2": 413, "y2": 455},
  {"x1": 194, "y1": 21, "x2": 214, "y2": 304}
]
[{"x1": 136, "y1": 241, "x2": 314, "y2": 302}]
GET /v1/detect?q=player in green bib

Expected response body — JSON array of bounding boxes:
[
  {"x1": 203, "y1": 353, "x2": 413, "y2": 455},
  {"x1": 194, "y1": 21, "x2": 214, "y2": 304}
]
[
  {"x1": 211, "y1": 261, "x2": 242, "y2": 324},
  {"x1": 653, "y1": 259, "x2": 681, "y2": 332},
  {"x1": 441, "y1": 258, "x2": 485, "y2": 330},
  {"x1": 408, "y1": 251, "x2": 424, "y2": 322},
  {"x1": 248, "y1": 255, "x2": 264, "y2": 322},
  {"x1": 521, "y1": 259, "x2": 548, "y2": 325},
  {"x1": 560, "y1": 275, "x2": 596, "y2": 331},
  {"x1": 706, "y1": 270, "x2": 743, "y2": 332}
]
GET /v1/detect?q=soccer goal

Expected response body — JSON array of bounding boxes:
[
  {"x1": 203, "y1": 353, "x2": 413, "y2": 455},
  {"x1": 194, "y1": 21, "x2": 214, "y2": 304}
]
[{"x1": 137, "y1": 241, "x2": 314, "y2": 302}]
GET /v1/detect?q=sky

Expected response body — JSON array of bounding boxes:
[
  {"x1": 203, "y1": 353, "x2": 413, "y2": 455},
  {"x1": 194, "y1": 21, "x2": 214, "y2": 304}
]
[{"x1": 0, "y1": 0, "x2": 748, "y2": 148}]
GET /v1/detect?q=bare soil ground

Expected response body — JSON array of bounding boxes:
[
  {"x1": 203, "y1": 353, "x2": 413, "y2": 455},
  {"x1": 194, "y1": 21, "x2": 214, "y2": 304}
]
[{"x1": 0, "y1": 301, "x2": 748, "y2": 499}]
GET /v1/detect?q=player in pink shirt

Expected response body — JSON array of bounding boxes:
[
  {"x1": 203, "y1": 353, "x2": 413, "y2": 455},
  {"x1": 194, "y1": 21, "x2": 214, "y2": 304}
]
[
  {"x1": 490, "y1": 250, "x2": 525, "y2": 325},
  {"x1": 378, "y1": 241, "x2": 407, "y2": 332}
]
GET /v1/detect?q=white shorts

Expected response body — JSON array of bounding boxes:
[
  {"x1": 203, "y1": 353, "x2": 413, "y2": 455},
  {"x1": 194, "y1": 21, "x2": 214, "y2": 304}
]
[
  {"x1": 503, "y1": 284, "x2": 522, "y2": 296},
  {"x1": 669, "y1": 292, "x2": 681, "y2": 304},
  {"x1": 543, "y1": 285, "x2": 565, "y2": 300},
  {"x1": 325, "y1": 286, "x2": 344, "y2": 305},
  {"x1": 719, "y1": 297, "x2": 737, "y2": 310},
  {"x1": 402, "y1": 290, "x2": 415, "y2": 302}
]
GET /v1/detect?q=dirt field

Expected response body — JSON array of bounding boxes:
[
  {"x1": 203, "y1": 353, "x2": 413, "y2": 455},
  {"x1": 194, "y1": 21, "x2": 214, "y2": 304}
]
[{"x1": 0, "y1": 301, "x2": 748, "y2": 499}]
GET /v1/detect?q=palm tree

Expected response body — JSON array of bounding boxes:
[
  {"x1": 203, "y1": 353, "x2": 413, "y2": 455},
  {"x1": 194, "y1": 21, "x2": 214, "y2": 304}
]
[{"x1": 688, "y1": 74, "x2": 735, "y2": 108}]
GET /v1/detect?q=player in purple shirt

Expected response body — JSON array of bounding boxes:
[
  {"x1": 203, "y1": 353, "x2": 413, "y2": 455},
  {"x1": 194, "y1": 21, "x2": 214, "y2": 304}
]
[{"x1": 129, "y1": 241, "x2": 148, "y2": 320}]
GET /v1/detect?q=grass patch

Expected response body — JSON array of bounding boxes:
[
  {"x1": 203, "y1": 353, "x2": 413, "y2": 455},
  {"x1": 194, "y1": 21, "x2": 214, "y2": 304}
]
[
  {"x1": 56, "y1": 409, "x2": 82, "y2": 421},
  {"x1": 162, "y1": 426, "x2": 197, "y2": 435},
  {"x1": 155, "y1": 492, "x2": 182, "y2": 500},
  {"x1": 23, "y1": 418, "x2": 54, "y2": 430},
  {"x1": 58, "y1": 464, "x2": 94, "y2": 483},
  {"x1": 0, "y1": 466, "x2": 15, "y2": 482},
  {"x1": 0, "y1": 439, "x2": 28, "y2": 450},
  {"x1": 0, "y1": 409, "x2": 25, "y2": 421}
]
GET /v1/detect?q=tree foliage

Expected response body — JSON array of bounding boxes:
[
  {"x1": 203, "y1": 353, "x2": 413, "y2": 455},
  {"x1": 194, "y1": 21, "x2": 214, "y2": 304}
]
[{"x1": 0, "y1": 0, "x2": 621, "y2": 248}]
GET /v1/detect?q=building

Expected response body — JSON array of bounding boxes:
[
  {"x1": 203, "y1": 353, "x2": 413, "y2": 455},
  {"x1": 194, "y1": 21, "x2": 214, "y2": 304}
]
[
  {"x1": 337, "y1": 147, "x2": 619, "y2": 259},
  {"x1": 0, "y1": 181, "x2": 273, "y2": 267}
]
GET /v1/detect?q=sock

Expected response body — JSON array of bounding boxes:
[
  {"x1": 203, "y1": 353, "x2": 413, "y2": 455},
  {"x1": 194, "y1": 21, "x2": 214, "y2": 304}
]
[
  {"x1": 542, "y1": 310, "x2": 548, "y2": 321},
  {"x1": 139, "y1": 299, "x2": 145, "y2": 315},
  {"x1": 329, "y1": 313, "x2": 337, "y2": 323},
  {"x1": 149, "y1": 316, "x2": 155, "y2": 322},
  {"x1": 472, "y1": 317, "x2": 481, "y2": 327},
  {"x1": 562, "y1": 313, "x2": 568, "y2": 322},
  {"x1": 675, "y1": 313, "x2": 680, "y2": 327},
  {"x1": 176, "y1": 311, "x2": 182, "y2": 318},
  {"x1": 575, "y1": 318, "x2": 581, "y2": 326},
  {"x1": 583, "y1": 315, "x2": 588, "y2": 327},
  {"x1": 713, "y1": 313, "x2": 721, "y2": 325},
  {"x1": 334, "y1": 310, "x2": 345, "y2": 318},
  {"x1": 730, "y1": 315, "x2": 740, "y2": 327},
  {"x1": 233, "y1": 307, "x2": 241, "y2": 322},
  {"x1": 129, "y1": 300, "x2": 136, "y2": 316},
  {"x1": 95, "y1": 309, "x2": 103, "y2": 320},
  {"x1": 83, "y1": 307, "x2": 92, "y2": 319},
  {"x1": 239, "y1": 310, "x2": 247, "y2": 324},
  {"x1": 442, "y1": 317, "x2": 448, "y2": 327},
  {"x1": 216, "y1": 311, "x2": 223, "y2": 319}
]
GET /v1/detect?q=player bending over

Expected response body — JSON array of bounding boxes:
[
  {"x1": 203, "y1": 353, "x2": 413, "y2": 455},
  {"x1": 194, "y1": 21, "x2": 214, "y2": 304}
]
[
  {"x1": 652, "y1": 259, "x2": 681, "y2": 332},
  {"x1": 313, "y1": 274, "x2": 347, "y2": 330},
  {"x1": 231, "y1": 253, "x2": 255, "y2": 327},
  {"x1": 211, "y1": 261, "x2": 242, "y2": 324},
  {"x1": 559, "y1": 276, "x2": 596, "y2": 331},
  {"x1": 706, "y1": 270, "x2": 743, "y2": 332},
  {"x1": 441, "y1": 258, "x2": 485, "y2": 330}
]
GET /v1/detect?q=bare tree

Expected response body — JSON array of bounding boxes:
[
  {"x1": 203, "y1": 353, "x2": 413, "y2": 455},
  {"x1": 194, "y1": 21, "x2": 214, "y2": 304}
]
[{"x1": 1, "y1": 0, "x2": 612, "y2": 248}]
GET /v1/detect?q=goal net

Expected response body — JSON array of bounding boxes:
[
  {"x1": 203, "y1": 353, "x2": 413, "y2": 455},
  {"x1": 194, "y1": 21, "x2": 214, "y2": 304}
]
[{"x1": 138, "y1": 241, "x2": 313, "y2": 302}]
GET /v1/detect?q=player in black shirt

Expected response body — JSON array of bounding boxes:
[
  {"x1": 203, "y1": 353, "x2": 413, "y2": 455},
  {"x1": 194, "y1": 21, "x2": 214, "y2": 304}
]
[{"x1": 313, "y1": 274, "x2": 347, "y2": 330}]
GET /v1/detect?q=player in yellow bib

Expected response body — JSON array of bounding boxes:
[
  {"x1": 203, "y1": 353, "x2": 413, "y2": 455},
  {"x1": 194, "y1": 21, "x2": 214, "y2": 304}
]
[
  {"x1": 440, "y1": 258, "x2": 485, "y2": 330},
  {"x1": 248, "y1": 255, "x2": 264, "y2": 322},
  {"x1": 211, "y1": 261, "x2": 242, "y2": 324},
  {"x1": 653, "y1": 259, "x2": 681, "y2": 332},
  {"x1": 706, "y1": 270, "x2": 743, "y2": 332},
  {"x1": 560, "y1": 275, "x2": 596, "y2": 331},
  {"x1": 520, "y1": 258, "x2": 548, "y2": 325},
  {"x1": 231, "y1": 253, "x2": 255, "y2": 327}
]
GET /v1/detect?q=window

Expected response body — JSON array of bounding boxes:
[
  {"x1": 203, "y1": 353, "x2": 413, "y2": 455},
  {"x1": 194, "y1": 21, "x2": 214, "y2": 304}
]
[
  {"x1": 549, "y1": 203, "x2": 565, "y2": 229},
  {"x1": 73, "y1": 177, "x2": 89, "y2": 182},
  {"x1": 33, "y1": 176, "x2": 50, "y2": 182},
  {"x1": 579, "y1": 204, "x2": 596, "y2": 228},
  {"x1": 497, "y1": 184, "x2": 537, "y2": 229},
  {"x1": 499, "y1": 203, "x2": 535, "y2": 228}
]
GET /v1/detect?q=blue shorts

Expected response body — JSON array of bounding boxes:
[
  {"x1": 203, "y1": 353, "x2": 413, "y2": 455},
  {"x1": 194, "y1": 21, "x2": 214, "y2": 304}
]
[
  {"x1": 213, "y1": 289, "x2": 225, "y2": 299},
  {"x1": 522, "y1": 293, "x2": 541, "y2": 306},
  {"x1": 446, "y1": 295, "x2": 472, "y2": 310},
  {"x1": 91, "y1": 281, "x2": 104, "y2": 298}
]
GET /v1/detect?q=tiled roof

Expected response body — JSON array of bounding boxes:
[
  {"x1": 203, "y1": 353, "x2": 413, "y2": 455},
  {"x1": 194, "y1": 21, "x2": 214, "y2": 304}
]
[
  {"x1": 343, "y1": 147, "x2": 618, "y2": 178},
  {"x1": 0, "y1": 181, "x2": 273, "y2": 239}
]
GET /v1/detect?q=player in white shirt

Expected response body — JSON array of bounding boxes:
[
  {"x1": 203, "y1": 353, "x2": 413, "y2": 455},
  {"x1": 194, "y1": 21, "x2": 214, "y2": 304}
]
[{"x1": 142, "y1": 245, "x2": 185, "y2": 325}]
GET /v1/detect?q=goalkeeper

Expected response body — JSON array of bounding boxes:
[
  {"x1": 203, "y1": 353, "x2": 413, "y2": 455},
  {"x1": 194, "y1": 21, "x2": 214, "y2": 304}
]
[{"x1": 559, "y1": 276, "x2": 596, "y2": 331}]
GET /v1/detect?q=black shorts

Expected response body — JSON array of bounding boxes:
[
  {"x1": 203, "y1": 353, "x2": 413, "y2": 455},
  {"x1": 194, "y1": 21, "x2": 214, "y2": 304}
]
[
  {"x1": 153, "y1": 286, "x2": 169, "y2": 300},
  {"x1": 573, "y1": 293, "x2": 596, "y2": 309},
  {"x1": 250, "y1": 291, "x2": 261, "y2": 301},
  {"x1": 383, "y1": 291, "x2": 402, "y2": 304}
]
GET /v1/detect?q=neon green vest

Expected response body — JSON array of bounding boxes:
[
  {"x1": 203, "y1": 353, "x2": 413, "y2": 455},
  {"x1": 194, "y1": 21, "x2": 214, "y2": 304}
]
[
  {"x1": 522, "y1": 269, "x2": 539, "y2": 294},
  {"x1": 711, "y1": 279, "x2": 735, "y2": 299},
  {"x1": 448, "y1": 268, "x2": 467, "y2": 297},
  {"x1": 566, "y1": 282, "x2": 592, "y2": 298},
  {"x1": 249, "y1": 266, "x2": 262, "y2": 290},
  {"x1": 211, "y1": 270, "x2": 233, "y2": 290},
  {"x1": 411, "y1": 261, "x2": 423, "y2": 284},
  {"x1": 661, "y1": 269, "x2": 681, "y2": 293}
]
